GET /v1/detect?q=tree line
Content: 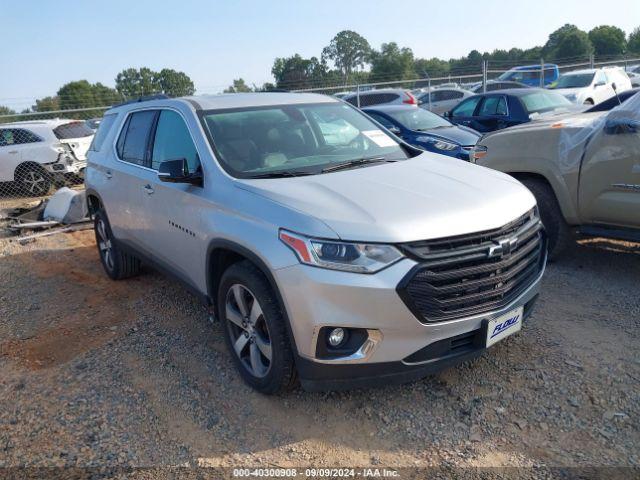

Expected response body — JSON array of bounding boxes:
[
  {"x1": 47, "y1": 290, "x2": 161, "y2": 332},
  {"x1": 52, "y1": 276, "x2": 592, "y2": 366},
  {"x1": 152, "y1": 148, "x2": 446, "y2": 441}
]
[
  {"x1": 1, "y1": 23, "x2": 640, "y2": 119},
  {"x1": 247, "y1": 24, "x2": 640, "y2": 91}
]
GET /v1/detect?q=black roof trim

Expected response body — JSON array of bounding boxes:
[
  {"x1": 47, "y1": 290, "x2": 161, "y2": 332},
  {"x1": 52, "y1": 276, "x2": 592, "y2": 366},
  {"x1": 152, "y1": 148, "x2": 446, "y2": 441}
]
[{"x1": 112, "y1": 94, "x2": 170, "y2": 108}]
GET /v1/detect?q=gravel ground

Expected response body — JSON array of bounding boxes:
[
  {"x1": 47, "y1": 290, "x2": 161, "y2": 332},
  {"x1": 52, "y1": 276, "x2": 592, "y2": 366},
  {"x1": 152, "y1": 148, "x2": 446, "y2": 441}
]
[{"x1": 0, "y1": 230, "x2": 638, "y2": 477}]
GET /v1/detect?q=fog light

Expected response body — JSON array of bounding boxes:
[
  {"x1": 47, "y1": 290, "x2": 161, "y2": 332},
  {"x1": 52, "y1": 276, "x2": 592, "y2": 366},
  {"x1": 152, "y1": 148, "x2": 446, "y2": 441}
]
[{"x1": 328, "y1": 328, "x2": 346, "y2": 347}]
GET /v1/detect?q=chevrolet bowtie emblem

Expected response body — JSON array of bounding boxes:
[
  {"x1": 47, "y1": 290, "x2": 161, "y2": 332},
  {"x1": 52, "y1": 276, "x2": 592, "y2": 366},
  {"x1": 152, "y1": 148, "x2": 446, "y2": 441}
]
[{"x1": 488, "y1": 236, "x2": 518, "y2": 259}]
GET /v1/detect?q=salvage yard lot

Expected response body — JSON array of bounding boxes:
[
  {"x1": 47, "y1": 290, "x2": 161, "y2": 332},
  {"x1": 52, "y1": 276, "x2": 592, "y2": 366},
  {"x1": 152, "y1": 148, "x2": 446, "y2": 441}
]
[{"x1": 0, "y1": 230, "x2": 638, "y2": 470}]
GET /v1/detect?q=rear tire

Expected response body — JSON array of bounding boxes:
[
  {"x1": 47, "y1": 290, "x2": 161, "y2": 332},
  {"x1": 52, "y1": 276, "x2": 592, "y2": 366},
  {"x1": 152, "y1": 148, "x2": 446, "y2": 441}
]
[
  {"x1": 15, "y1": 164, "x2": 52, "y2": 197},
  {"x1": 94, "y1": 208, "x2": 141, "y2": 280},
  {"x1": 218, "y1": 260, "x2": 296, "y2": 394},
  {"x1": 520, "y1": 178, "x2": 574, "y2": 260}
]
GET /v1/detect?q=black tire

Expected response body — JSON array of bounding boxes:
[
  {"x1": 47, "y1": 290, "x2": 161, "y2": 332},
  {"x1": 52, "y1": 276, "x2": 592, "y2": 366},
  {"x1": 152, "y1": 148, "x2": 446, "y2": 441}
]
[
  {"x1": 217, "y1": 260, "x2": 296, "y2": 394},
  {"x1": 520, "y1": 178, "x2": 574, "y2": 260},
  {"x1": 15, "y1": 164, "x2": 52, "y2": 197},
  {"x1": 94, "y1": 208, "x2": 141, "y2": 280}
]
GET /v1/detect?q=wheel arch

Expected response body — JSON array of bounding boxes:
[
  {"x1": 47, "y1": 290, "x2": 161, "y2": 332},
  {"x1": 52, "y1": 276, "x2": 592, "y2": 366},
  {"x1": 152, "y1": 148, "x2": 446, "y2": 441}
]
[
  {"x1": 85, "y1": 188, "x2": 104, "y2": 215},
  {"x1": 206, "y1": 239, "x2": 301, "y2": 356},
  {"x1": 508, "y1": 171, "x2": 579, "y2": 225}
]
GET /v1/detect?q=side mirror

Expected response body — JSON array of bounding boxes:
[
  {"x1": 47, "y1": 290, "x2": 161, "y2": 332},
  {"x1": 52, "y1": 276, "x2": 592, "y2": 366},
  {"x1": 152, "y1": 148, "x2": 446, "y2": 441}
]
[
  {"x1": 443, "y1": 111, "x2": 451, "y2": 118},
  {"x1": 604, "y1": 118, "x2": 640, "y2": 135},
  {"x1": 612, "y1": 82, "x2": 617, "y2": 92},
  {"x1": 158, "y1": 158, "x2": 203, "y2": 186},
  {"x1": 388, "y1": 126, "x2": 401, "y2": 135}
]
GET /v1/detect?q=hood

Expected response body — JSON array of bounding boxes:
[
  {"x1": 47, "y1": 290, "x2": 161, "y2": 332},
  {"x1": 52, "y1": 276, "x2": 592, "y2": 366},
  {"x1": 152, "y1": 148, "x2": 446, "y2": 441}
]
[
  {"x1": 412, "y1": 125, "x2": 480, "y2": 147},
  {"x1": 549, "y1": 87, "x2": 585, "y2": 98},
  {"x1": 236, "y1": 153, "x2": 535, "y2": 243}
]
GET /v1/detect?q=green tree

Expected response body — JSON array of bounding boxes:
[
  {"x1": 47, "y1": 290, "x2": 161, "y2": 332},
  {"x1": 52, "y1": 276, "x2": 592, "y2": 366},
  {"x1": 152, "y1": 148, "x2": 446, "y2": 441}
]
[
  {"x1": 32, "y1": 96, "x2": 60, "y2": 112},
  {"x1": 115, "y1": 67, "x2": 161, "y2": 97},
  {"x1": 543, "y1": 24, "x2": 593, "y2": 60},
  {"x1": 56, "y1": 80, "x2": 119, "y2": 110},
  {"x1": 157, "y1": 68, "x2": 195, "y2": 97},
  {"x1": 321, "y1": 30, "x2": 370, "y2": 82},
  {"x1": 0, "y1": 106, "x2": 15, "y2": 116},
  {"x1": 589, "y1": 25, "x2": 627, "y2": 56},
  {"x1": 627, "y1": 27, "x2": 640, "y2": 54},
  {"x1": 224, "y1": 78, "x2": 253, "y2": 93},
  {"x1": 369, "y1": 42, "x2": 416, "y2": 83},
  {"x1": 271, "y1": 54, "x2": 328, "y2": 89},
  {"x1": 414, "y1": 57, "x2": 450, "y2": 78}
]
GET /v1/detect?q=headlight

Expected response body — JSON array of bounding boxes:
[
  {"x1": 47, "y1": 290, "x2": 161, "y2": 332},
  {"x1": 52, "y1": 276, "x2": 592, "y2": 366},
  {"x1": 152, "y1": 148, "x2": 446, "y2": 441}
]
[
  {"x1": 279, "y1": 230, "x2": 404, "y2": 273},
  {"x1": 417, "y1": 137, "x2": 458, "y2": 151},
  {"x1": 471, "y1": 145, "x2": 488, "y2": 163}
]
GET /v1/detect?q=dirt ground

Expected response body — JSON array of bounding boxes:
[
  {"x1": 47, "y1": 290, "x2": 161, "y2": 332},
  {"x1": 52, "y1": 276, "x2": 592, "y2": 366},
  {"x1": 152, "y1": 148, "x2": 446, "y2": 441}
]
[{"x1": 0, "y1": 229, "x2": 638, "y2": 478}]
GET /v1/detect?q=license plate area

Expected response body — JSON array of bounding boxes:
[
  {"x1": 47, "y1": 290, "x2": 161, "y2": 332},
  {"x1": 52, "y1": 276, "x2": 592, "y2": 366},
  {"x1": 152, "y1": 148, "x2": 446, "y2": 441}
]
[{"x1": 485, "y1": 306, "x2": 523, "y2": 348}]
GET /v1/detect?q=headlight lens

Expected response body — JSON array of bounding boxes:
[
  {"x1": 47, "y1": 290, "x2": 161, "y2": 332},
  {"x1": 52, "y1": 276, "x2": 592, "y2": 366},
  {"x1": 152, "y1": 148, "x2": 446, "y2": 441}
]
[
  {"x1": 417, "y1": 137, "x2": 458, "y2": 151},
  {"x1": 471, "y1": 145, "x2": 488, "y2": 163},
  {"x1": 279, "y1": 230, "x2": 404, "y2": 273}
]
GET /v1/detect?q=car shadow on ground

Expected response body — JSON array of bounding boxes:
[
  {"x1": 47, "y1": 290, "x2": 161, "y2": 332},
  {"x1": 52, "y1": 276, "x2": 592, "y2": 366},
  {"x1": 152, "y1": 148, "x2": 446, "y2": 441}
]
[{"x1": 0, "y1": 232, "x2": 638, "y2": 467}]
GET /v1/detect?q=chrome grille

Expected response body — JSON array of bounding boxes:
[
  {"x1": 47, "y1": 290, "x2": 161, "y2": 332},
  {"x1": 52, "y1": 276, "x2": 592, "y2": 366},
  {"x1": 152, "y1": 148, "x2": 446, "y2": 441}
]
[{"x1": 398, "y1": 210, "x2": 546, "y2": 323}]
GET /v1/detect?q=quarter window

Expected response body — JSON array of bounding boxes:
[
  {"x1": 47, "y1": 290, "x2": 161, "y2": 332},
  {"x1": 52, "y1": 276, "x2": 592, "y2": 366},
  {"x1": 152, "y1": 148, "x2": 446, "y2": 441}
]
[
  {"x1": 151, "y1": 110, "x2": 200, "y2": 172},
  {"x1": 0, "y1": 129, "x2": 41, "y2": 146},
  {"x1": 116, "y1": 110, "x2": 157, "y2": 166},
  {"x1": 89, "y1": 113, "x2": 117, "y2": 152}
]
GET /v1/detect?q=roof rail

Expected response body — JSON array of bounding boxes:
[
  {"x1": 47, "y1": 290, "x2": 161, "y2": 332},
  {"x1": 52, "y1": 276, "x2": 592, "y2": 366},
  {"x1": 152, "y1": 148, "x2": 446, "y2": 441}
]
[{"x1": 112, "y1": 94, "x2": 170, "y2": 108}]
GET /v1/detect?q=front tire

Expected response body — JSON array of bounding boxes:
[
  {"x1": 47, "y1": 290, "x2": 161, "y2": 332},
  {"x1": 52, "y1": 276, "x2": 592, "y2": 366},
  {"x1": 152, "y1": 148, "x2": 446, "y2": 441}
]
[
  {"x1": 94, "y1": 209, "x2": 141, "y2": 280},
  {"x1": 520, "y1": 178, "x2": 574, "y2": 260},
  {"x1": 218, "y1": 261, "x2": 296, "y2": 394}
]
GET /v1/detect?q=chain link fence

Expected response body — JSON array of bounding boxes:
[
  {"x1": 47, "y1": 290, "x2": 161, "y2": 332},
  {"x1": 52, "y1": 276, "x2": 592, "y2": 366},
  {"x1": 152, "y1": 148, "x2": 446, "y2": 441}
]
[{"x1": 1, "y1": 53, "x2": 639, "y2": 217}]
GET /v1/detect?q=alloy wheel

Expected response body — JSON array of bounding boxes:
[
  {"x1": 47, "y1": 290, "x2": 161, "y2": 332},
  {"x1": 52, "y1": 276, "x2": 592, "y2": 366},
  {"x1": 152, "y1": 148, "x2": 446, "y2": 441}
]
[
  {"x1": 96, "y1": 218, "x2": 114, "y2": 272},
  {"x1": 225, "y1": 284, "x2": 272, "y2": 378},
  {"x1": 21, "y1": 170, "x2": 48, "y2": 195}
]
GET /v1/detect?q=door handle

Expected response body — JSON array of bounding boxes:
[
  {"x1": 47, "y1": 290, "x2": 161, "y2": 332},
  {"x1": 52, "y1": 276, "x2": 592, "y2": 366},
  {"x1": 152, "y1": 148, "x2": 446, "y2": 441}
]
[
  {"x1": 105, "y1": 170, "x2": 112, "y2": 179},
  {"x1": 8, "y1": 150, "x2": 17, "y2": 154},
  {"x1": 143, "y1": 184, "x2": 154, "y2": 195}
]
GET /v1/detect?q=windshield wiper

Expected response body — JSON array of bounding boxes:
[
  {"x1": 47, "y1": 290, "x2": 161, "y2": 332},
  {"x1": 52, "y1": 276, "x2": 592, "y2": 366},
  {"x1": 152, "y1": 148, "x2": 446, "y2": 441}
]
[
  {"x1": 321, "y1": 156, "x2": 392, "y2": 173},
  {"x1": 248, "y1": 170, "x2": 315, "y2": 179}
]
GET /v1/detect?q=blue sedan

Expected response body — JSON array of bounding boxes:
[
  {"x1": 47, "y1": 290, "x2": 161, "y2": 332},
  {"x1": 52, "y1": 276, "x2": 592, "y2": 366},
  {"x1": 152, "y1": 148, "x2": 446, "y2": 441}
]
[{"x1": 362, "y1": 105, "x2": 481, "y2": 160}]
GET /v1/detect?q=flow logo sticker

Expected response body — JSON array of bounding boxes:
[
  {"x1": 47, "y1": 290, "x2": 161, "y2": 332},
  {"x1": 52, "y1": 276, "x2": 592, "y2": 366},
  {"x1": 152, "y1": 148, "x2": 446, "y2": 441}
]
[{"x1": 490, "y1": 314, "x2": 521, "y2": 339}]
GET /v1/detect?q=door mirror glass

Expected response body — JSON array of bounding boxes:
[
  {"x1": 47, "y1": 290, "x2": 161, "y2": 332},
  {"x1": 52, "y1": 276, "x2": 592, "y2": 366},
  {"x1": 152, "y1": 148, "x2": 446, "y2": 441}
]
[{"x1": 158, "y1": 158, "x2": 203, "y2": 186}]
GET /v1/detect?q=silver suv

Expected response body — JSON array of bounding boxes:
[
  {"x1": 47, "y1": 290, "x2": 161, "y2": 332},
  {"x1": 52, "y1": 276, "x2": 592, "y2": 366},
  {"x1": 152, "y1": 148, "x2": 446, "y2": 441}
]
[{"x1": 86, "y1": 93, "x2": 546, "y2": 394}]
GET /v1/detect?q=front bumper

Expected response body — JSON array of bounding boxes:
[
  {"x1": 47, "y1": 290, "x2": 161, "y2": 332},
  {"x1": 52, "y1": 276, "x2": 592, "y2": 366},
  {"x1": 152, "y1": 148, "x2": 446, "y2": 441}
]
[{"x1": 274, "y1": 253, "x2": 544, "y2": 390}]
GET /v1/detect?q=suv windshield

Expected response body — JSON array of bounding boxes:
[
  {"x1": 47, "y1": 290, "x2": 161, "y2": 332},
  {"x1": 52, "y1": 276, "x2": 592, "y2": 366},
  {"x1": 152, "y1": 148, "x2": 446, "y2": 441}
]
[
  {"x1": 384, "y1": 108, "x2": 451, "y2": 131},
  {"x1": 552, "y1": 73, "x2": 594, "y2": 89},
  {"x1": 201, "y1": 102, "x2": 410, "y2": 178},
  {"x1": 520, "y1": 91, "x2": 573, "y2": 114},
  {"x1": 53, "y1": 121, "x2": 95, "y2": 139}
]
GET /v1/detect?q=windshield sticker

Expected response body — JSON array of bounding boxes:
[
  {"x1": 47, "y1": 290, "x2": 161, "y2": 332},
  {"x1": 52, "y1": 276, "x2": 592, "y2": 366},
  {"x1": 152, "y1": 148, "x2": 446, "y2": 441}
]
[{"x1": 362, "y1": 130, "x2": 397, "y2": 147}]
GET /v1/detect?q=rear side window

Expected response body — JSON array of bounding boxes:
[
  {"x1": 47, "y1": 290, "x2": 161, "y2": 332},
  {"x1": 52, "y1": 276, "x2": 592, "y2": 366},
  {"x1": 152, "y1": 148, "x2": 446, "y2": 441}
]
[
  {"x1": 451, "y1": 97, "x2": 481, "y2": 117},
  {"x1": 151, "y1": 110, "x2": 200, "y2": 172},
  {"x1": 479, "y1": 96, "x2": 508, "y2": 116},
  {"x1": 116, "y1": 110, "x2": 157, "y2": 166},
  {"x1": 53, "y1": 122, "x2": 94, "y2": 139},
  {"x1": 89, "y1": 113, "x2": 117, "y2": 152},
  {"x1": 0, "y1": 128, "x2": 41, "y2": 146}
]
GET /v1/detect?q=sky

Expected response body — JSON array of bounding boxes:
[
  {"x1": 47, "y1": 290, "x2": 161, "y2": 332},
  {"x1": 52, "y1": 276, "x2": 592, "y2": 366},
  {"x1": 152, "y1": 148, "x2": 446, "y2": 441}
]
[{"x1": 2, "y1": 0, "x2": 639, "y2": 110}]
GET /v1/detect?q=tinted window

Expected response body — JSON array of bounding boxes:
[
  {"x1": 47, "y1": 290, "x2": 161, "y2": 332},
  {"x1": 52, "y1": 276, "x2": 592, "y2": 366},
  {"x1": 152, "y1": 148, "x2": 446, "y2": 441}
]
[
  {"x1": 349, "y1": 93, "x2": 399, "y2": 107},
  {"x1": 151, "y1": 110, "x2": 200, "y2": 171},
  {"x1": 89, "y1": 113, "x2": 117, "y2": 152},
  {"x1": 479, "y1": 96, "x2": 508, "y2": 116},
  {"x1": 0, "y1": 129, "x2": 41, "y2": 146},
  {"x1": 53, "y1": 122, "x2": 94, "y2": 139},
  {"x1": 117, "y1": 110, "x2": 157, "y2": 166},
  {"x1": 451, "y1": 97, "x2": 481, "y2": 117},
  {"x1": 520, "y1": 92, "x2": 572, "y2": 114},
  {"x1": 201, "y1": 102, "x2": 407, "y2": 178},
  {"x1": 366, "y1": 112, "x2": 395, "y2": 129}
]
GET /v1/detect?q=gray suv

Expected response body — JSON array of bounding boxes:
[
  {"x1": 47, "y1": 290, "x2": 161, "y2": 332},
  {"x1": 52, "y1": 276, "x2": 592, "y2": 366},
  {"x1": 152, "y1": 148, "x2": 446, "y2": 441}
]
[{"x1": 86, "y1": 93, "x2": 546, "y2": 394}]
